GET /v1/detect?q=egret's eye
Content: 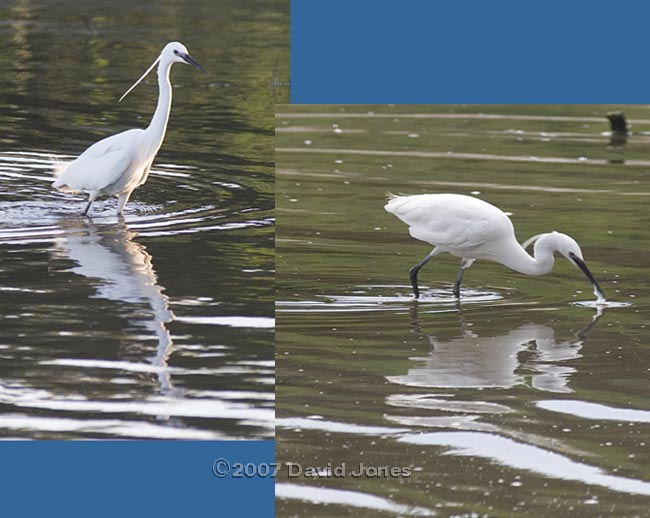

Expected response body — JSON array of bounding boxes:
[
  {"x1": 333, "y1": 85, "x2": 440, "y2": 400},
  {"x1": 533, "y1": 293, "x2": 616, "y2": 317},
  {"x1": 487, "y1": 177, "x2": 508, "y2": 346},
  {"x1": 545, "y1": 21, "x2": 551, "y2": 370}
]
[{"x1": 173, "y1": 49, "x2": 179, "y2": 55}]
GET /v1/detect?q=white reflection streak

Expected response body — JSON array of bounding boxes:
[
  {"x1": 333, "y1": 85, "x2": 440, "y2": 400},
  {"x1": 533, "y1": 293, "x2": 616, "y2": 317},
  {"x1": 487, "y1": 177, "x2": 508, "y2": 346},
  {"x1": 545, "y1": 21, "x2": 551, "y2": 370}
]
[
  {"x1": 398, "y1": 431, "x2": 650, "y2": 496},
  {"x1": 537, "y1": 400, "x2": 650, "y2": 423},
  {"x1": 54, "y1": 220, "x2": 174, "y2": 395},
  {"x1": 276, "y1": 415, "x2": 650, "y2": 497},
  {"x1": 276, "y1": 483, "x2": 435, "y2": 517}
]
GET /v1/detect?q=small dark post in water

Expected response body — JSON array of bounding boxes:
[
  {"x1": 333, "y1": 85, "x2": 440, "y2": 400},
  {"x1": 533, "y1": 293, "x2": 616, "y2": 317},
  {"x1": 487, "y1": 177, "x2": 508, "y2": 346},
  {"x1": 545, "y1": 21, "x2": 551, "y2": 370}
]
[{"x1": 607, "y1": 111, "x2": 628, "y2": 146}]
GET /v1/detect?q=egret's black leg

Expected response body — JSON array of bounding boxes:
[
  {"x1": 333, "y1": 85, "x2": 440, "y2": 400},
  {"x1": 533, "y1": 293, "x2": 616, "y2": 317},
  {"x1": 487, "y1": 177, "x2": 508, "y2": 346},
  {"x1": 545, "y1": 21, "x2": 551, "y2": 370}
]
[
  {"x1": 453, "y1": 258, "x2": 475, "y2": 299},
  {"x1": 453, "y1": 266, "x2": 465, "y2": 298},
  {"x1": 409, "y1": 253, "x2": 435, "y2": 299},
  {"x1": 82, "y1": 200, "x2": 92, "y2": 216}
]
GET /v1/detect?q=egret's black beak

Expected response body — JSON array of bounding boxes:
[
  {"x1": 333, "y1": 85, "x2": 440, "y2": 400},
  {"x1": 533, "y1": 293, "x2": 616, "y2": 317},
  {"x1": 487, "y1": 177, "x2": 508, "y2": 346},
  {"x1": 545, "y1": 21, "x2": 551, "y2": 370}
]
[
  {"x1": 181, "y1": 52, "x2": 207, "y2": 73},
  {"x1": 569, "y1": 253, "x2": 605, "y2": 299}
]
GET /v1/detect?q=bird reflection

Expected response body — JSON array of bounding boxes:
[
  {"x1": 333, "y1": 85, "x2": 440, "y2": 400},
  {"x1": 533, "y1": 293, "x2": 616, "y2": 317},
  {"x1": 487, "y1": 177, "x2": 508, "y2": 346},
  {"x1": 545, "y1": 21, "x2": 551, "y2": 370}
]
[
  {"x1": 386, "y1": 303, "x2": 602, "y2": 393},
  {"x1": 52, "y1": 219, "x2": 174, "y2": 395}
]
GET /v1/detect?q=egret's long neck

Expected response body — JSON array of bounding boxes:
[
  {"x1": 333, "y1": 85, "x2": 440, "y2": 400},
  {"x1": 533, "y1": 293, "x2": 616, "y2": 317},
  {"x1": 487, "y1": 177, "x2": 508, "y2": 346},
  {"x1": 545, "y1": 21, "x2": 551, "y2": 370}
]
[
  {"x1": 499, "y1": 238, "x2": 556, "y2": 276},
  {"x1": 146, "y1": 59, "x2": 173, "y2": 150}
]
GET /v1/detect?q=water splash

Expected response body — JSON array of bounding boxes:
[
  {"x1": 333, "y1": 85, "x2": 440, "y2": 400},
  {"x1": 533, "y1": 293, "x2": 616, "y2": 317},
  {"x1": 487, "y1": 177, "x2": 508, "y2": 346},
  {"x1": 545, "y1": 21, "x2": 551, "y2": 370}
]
[
  {"x1": 277, "y1": 285, "x2": 503, "y2": 314},
  {"x1": 572, "y1": 299, "x2": 632, "y2": 309},
  {"x1": 0, "y1": 150, "x2": 271, "y2": 242}
]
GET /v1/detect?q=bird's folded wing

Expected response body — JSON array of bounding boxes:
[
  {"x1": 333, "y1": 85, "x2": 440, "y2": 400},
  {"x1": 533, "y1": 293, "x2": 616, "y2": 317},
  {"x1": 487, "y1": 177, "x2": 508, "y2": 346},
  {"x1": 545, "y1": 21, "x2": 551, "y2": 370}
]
[
  {"x1": 397, "y1": 199, "x2": 492, "y2": 250},
  {"x1": 53, "y1": 133, "x2": 138, "y2": 193},
  {"x1": 415, "y1": 213, "x2": 492, "y2": 251}
]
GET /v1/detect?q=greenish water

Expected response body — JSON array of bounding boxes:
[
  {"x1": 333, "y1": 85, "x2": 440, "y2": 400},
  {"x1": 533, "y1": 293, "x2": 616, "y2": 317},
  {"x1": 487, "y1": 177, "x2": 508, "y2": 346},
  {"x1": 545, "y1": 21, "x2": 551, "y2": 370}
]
[
  {"x1": 0, "y1": 0, "x2": 287, "y2": 439},
  {"x1": 276, "y1": 105, "x2": 650, "y2": 515}
]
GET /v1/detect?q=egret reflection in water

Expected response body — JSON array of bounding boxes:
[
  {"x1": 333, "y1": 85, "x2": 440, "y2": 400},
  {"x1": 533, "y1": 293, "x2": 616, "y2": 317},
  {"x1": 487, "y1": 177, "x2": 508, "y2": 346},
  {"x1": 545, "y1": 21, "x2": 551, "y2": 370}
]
[
  {"x1": 51, "y1": 219, "x2": 175, "y2": 394},
  {"x1": 386, "y1": 304, "x2": 602, "y2": 393},
  {"x1": 0, "y1": 147, "x2": 274, "y2": 439}
]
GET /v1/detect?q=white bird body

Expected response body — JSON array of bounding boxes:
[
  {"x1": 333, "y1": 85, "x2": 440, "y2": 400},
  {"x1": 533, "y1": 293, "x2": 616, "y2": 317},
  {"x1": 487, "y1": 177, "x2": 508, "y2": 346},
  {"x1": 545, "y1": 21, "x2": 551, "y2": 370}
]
[
  {"x1": 54, "y1": 128, "x2": 150, "y2": 197},
  {"x1": 52, "y1": 41, "x2": 205, "y2": 216},
  {"x1": 384, "y1": 193, "x2": 604, "y2": 299}
]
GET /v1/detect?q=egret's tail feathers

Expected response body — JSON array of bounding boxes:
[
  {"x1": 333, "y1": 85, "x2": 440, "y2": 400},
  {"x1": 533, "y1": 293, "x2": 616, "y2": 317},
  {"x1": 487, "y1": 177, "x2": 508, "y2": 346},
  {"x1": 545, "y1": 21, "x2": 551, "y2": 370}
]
[
  {"x1": 52, "y1": 161, "x2": 68, "y2": 179},
  {"x1": 384, "y1": 193, "x2": 412, "y2": 214},
  {"x1": 51, "y1": 160, "x2": 79, "y2": 192}
]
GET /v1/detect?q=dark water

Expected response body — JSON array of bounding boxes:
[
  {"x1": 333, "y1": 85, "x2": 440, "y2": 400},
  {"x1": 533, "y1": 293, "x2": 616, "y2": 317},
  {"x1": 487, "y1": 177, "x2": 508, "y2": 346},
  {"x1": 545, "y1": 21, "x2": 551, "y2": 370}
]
[
  {"x1": 276, "y1": 105, "x2": 650, "y2": 515},
  {"x1": 0, "y1": 0, "x2": 286, "y2": 439}
]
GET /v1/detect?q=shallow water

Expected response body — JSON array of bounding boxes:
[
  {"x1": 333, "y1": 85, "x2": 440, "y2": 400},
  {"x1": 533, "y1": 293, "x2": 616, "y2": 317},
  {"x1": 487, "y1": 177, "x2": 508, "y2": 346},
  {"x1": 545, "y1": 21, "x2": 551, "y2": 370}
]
[
  {"x1": 0, "y1": 0, "x2": 287, "y2": 439},
  {"x1": 276, "y1": 105, "x2": 650, "y2": 514}
]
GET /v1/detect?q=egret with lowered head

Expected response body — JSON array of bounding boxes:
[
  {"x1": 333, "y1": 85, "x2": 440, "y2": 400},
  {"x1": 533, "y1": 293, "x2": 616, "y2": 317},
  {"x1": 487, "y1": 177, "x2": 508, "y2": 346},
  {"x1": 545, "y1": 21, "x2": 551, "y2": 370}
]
[
  {"x1": 384, "y1": 193, "x2": 605, "y2": 301},
  {"x1": 52, "y1": 42, "x2": 206, "y2": 216}
]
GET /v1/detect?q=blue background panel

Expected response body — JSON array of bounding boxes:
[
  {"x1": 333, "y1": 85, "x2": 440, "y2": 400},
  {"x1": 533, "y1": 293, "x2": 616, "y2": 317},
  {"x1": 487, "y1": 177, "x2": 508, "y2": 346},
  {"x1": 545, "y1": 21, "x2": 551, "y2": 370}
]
[
  {"x1": 0, "y1": 441, "x2": 274, "y2": 517},
  {"x1": 291, "y1": 0, "x2": 650, "y2": 104}
]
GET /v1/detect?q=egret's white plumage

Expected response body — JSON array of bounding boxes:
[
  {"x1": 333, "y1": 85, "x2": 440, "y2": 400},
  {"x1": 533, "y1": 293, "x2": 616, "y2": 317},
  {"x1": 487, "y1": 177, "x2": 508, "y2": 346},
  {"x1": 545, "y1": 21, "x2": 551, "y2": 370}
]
[
  {"x1": 384, "y1": 193, "x2": 605, "y2": 300},
  {"x1": 52, "y1": 41, "x2": 206, "y2": 216}
]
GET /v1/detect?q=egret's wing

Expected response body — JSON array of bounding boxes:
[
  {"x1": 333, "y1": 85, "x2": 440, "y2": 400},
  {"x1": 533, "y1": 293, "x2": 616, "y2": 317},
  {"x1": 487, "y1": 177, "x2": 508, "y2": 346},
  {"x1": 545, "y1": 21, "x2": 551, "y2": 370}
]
[
  {"x1": 386, "y1": 193, "x2": 514, "y2": 251},
  {"x1": 53, "y1": 130, "x2": 142, "y2": 193},
  {"x1": 417, "y1": 208, "x2": 494, "y2": 251}
]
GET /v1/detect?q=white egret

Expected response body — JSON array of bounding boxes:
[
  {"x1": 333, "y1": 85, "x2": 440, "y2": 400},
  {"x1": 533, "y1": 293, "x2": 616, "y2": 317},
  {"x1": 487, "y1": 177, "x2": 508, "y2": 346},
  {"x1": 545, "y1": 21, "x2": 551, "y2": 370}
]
[
  {"x1": 52, "y1": 42, "x2": 206, "y2": 216},
  {"x1": 384, "y1": 193, "x2": 605, "y2": 300}
]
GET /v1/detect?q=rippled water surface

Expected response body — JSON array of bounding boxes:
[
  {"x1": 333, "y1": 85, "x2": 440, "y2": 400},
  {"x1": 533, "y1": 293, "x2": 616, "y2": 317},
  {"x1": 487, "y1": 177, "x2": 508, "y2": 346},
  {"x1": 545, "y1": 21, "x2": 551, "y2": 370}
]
[
  {"x1": 276, "y1": 105, "x2": 650, "y2": 514},
  {"x1": 0, "y1": 0, "x2": 286, "y2": 439}
]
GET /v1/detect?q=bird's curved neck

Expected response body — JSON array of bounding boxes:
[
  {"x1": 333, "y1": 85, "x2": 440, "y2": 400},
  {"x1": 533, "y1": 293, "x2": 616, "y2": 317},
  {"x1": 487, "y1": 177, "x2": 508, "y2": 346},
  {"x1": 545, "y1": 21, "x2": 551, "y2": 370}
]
[
  {"x1": 500, "y1": 240, "x2": 555, "y2": 276},
  {"x1": 146, "y1": 59, "x2": 173, "y2": 148}
]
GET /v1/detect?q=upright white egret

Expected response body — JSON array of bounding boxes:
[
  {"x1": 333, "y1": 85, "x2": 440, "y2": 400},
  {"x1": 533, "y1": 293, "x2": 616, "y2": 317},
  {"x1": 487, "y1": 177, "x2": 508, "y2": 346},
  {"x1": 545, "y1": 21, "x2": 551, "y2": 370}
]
[
  {"x1": 52, "y1": 42, "x2": 206, "y2": 216},
  {"x1": 384, "y1": 193, "x2": 605, "y2": 300}
]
